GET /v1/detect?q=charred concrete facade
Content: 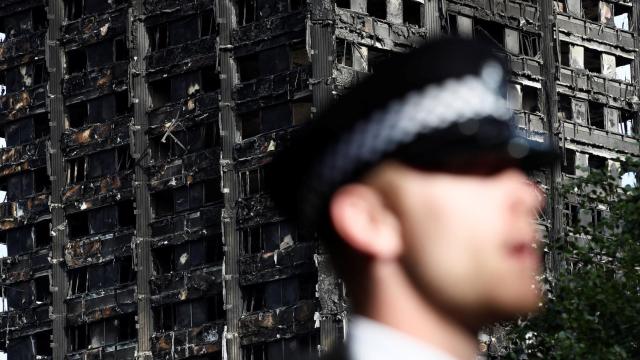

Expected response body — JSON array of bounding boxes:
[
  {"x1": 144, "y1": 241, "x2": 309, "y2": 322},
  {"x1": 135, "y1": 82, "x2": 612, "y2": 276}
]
[{"x1": 0, "y1": 0, "x2": 637, "y2": 359}]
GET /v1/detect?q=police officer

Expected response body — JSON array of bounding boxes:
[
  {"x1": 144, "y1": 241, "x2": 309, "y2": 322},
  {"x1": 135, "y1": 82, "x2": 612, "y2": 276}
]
[{"x1": 268, "y1": 37, "x2": 556, "y2": 360}]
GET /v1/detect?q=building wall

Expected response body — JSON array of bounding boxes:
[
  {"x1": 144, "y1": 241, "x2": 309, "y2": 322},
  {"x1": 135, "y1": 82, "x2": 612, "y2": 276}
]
[{"x1": 0, "y1": 0, "x2": 636, "y2": 359}]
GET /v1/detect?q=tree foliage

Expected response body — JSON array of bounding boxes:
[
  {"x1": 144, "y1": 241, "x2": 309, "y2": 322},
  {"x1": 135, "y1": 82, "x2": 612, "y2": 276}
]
[{"x1": 504, "y1": 158, "x2": 640, "y2": 359}]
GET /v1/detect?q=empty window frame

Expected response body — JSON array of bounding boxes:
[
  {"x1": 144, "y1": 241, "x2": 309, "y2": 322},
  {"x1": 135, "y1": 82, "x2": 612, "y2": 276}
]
[
  {"x1": 66, "y1": 146, "x2": 133, "y2": 184},
  {"x1": 239, "y1": 167, "x2": 265, "y2": 197},
  {"x1": 474, "y1": 19, "x2": 504, "y2": 48},
  {"x1": 588, "y1": 154, "x2": 607, "y2": 172},
  {"x1": 149, "y1": 9, "x2": 217, "y2": 51},
  {"x1": 152, "y1": 235, "x2": 224, "y2": 274},
  {"x1": 239, "y1": 102, "x2": 292, "y2": 139},
  {"x1": 67, "y1": 201, "x2": 135, "y2": 239},
  {"x1": 151, "y1": 179, "x2": 221, "y2": 218},
  {"x1": 240, "y1": 220, "x2": 296, "y2": 255},
  {"x1": 237, "y1": 0, "x2": 257, "y2": 26},
  {"x1": 236, "y1": 45, "x2": 291, "y2": 82},
  {"x1": 617, "y1": 109, "x2": 636, "y2": 136},
  {"x1": 66, "y1": 91, "x2": 129, "y2": 128},
  {"x1": 367, "y1": 0, "x2": 387, "y2": 19},
  {"x1": 153, "y1": 293, "x2": 224, "y2": 331},
  {"x1": 562, "y1": 148, "x2": 577, "y2": 176},
  {"x1": 583, "y1": 0, "x2": 631, "y2": 30},
  {"x1": 5, "y1": 281, "x2": 32, "y2": 310},
  {"x1": 68, "y1": 313, "x2": 137, "y2": 352},
  {"x1": 150, "y1": 123, "x2": 218, "y2": 162},
  {"x1": 68, "y1": 256, "x2": 135, "y2": 296},
  {"x1": 588, "y1": 101, "x2": 605, "y2": 129},
  {"x1": 403, "y1": 0, "x2": 424, "y2": 26},
  {"x1": 559, "y1": 42, "x2": 585, "y2": 69},
  {"x1": 243, "y1": 273, "x2": 317, "y2": 313},
  {"x1": 242, "y1": 334, "x2": 320, "y2": 360},
  {"x1": 149, "y1": 66, "x2": 219, "y2": 108},
  {"x1": 6, "y1": 331, "x2": 52, "y2": 359},
  {"x1": 1, "y1": 221, "x2": 52, "y2": 256},
  {"x1": 1, "y1": 168, "x2": 49, "y2": 202}
]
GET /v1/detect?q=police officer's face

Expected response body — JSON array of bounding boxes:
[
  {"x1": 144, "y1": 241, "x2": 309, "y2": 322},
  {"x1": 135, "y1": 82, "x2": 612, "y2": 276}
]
[{"x1": 376, "y1": 161, "x2": 544, "y2": 322}]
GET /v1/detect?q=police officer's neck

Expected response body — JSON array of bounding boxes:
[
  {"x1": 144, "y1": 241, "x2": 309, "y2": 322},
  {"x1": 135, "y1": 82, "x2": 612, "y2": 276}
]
[{"x1": 350, "y1": 262, "x2": 479, "y2": 360}]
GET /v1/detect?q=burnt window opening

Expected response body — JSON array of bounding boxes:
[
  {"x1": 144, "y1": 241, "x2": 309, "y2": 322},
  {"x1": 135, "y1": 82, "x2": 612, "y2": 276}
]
[
  {"x1": 67, "y1": 156, "x2": 86, "y2": 184},
  {"x1": 618, "y1": 110, "x2": 636, "y2": 136},
  {"x1": 33, "y1": 62, "x2": 48, "y2": 86},
  {"x1": 201, "y1": 9, "x2": 217, "y2": 37},
  {"x1": 68, "y1": 267, "x2": 87, "y2": 295},
  {"x1": 114, "y1": 37, "x2": 129, "y2": 62},
  {"x1": 152, "y1": 236, "x2": 224, "y2": 275},
  {"x1": 151, "y1": 180, "x2": 222, "y2": 219},
  {"x1": 564, "y1": 202, "x2": 581, "y2": 229},
  {"x1": 403, "y1": 0, "x2": 423, "y2": 26},
  {"x1": 149, "y1": 23, "x2": 169, "y2": 51},
  {"x1": 242, "y1": 334, "x2": 320, "y2": 360},
  {"x1": 151, "y1": 122, "x2": 218, "y2": 161},
  {"x1": 34, "y1": 167, "x2": 51, "y2": 194},
  {"x1": 237, "y1": 53, "x2": 260, "y2": 82},
  {"x1": 67, "y1": 101, "x2": 88, "y2": 128},
  {"x1": 169, "y1": 15, "x2": 200, "y2": 47},
  {"x1": 367, "y1": 0, "x2": 387, "y2": 19},
  {"x1": 559, "y1": 41, "x2": 583, "y2": 68},
  {"x1": 68, "y1": 256, "x2": 135, "y2": 296},
  {"x1": 588, "y1": 102, "x2": 605, "y2": 129},
  {"x1": 65, "y1": 0, "x2": 84, "y2": 20},
  {"x1": 33, "y1": 331, "x2": 52, "y2": 357},
  {"x1": 239, "y1": 167, "x2": 264, "y2": 197},
  {"x1": 4, "y1": 225, "x2": 34, "y2": 256},
  {"x1": 583, "y1": 0, "x2": 629, "y2": 29},
  {"x1": 68, "y1": 313, "x2": 137, "y2": 352},
  {"x1": 335, "y1": 0, "x2": 350, "y2": 7},
  {"x1": 237, "y1": 0, "x2": 257, "y2": 25},
  {"x1": 557, "y1": 94, "x2": 572, "y2": 121},
  {"x1": 66, "y1": 48, "x2": 87, "y2": 74},
  {"x1": 290, "y1": 0, "x2": 304, "y2": 11},
  {"x1": 32, "y1": 7, "x2": 48, "y2": 31},
  {"x1": 506, "y1": 28, "x2": 520, "y2": 55},
  {"x1": 3, "y1": 171, "x2": 35, "y2": 201},
  {"x1": 115, "y1": 90, "x2": 131, "y2": 115},
  {"x1": 67, "y1": 201, "x2": 135, "y2": 239},
  {"x1": 520, "y1": 32, "x2": 540, "y2": 58},
  {"x1": 34, "y1": 276, "x2": 50, "y2": 303},
  {"x1": 1, "y1": 220, "x2": 51, "y2": 256},
  {"x1": 243, "y1": 273, "x2": 317, "y2": 313},
  {"x1": 34, "y1": 220, "x2": 52, "y2": 248},
  {"x1": 613, "y1": 3, "x2": 631, "y2": 30},
  {"x1": 154, "y1": 293, "x2": 225, "y2": 332},
  {"x1": 583, "y1": 47, "x2": 601, "y2": 73},
  {"x1": 588, "y1": 154, "x2": 607, "y2": 173},
  {"x1": 474, "y1": 19, "x2": 504, "y2": 48},
  {"x1": 150, "y1": 69, "x2": 216, "y2": 109},
  {"x1": 5, "y1": 117, "x2": 34, "y2": 147},
  {"x1": 292, "y1": 99, "x2": 312, "y2": 125},
  {"x1": 202, "y1": 66, "x2": 221, "y2": 93},
  {"x1": 336, "y1": 39, "x2": 354, "y2": 67},
  {"x1": 241, "y1": 220, "x2": 296, "y2": 255},
  {"x1": 6, "y1": 281, "x2": 32, "y2": 310},
  {"x1": 149, "y1": 77, "x2": 170, "y2": 108},
  {"x1": 521, "y1": 85, "x2": 540, "y2": 113},
  {"x1": 7, "y1": 332, "x2": 53, "y2": 359},
  {"x1": 68, "y1": 146, "x2": 132, "y2": 184},
  {"x1": 614, "y1": 55, "x2": 632, "y2": 82},
  {"x1": 367, "y1": 47, "x2": 393, "y2": 73},
  {"x1": 239, "y1": 103, "x2": 292, "y2": 140}
]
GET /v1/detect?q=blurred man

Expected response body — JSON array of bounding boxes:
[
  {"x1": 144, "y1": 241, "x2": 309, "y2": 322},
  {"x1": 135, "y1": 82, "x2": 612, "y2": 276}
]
[{"x1": 268, "y1": 38, "x2": 556, "y2": 360}]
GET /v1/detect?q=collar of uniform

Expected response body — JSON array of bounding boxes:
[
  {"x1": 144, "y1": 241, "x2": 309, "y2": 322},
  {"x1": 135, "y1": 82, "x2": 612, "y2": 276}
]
[{"x1": 346, "y1": 315, "x2": 461, "y2": 360}]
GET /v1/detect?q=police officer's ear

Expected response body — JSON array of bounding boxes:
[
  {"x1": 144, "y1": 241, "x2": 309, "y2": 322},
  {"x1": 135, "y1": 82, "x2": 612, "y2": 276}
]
[{"x1": 329, "y1": 183, "x2": 403, "y2": 260}]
